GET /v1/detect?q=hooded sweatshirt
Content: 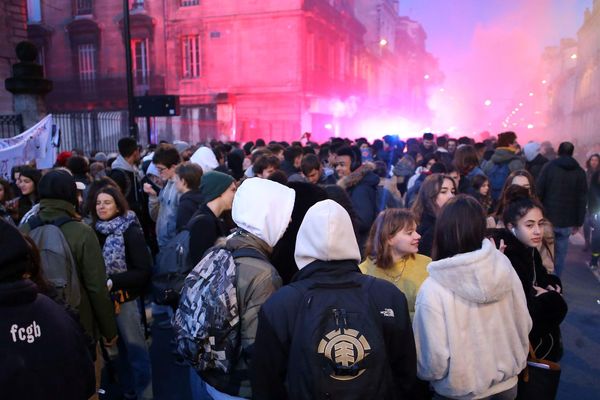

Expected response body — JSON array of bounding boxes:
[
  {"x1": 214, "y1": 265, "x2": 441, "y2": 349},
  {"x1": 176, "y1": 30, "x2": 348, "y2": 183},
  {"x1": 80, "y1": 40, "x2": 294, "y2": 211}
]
[
  {"x1": 295, "y1": 199, "x2": 361, "y2": 269},
  {"x1": 190, "y1": 146, "x2": 219, "y2": 172},
  {"x1": 203, "y1": 177, "x2": 295, "y2": 398},
  {"x1": 413, "y1": 239, "x2": 531, "y2": 400},
  {"x1": 482, "y1": 148, "x2": 525, "y2": 174},
  {"x1": 232, "y1": 178, "x2": 296, "y2": 248}
]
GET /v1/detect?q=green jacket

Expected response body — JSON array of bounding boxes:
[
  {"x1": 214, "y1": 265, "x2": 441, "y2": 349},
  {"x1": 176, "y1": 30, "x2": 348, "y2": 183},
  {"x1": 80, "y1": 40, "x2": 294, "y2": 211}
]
[{"x1": 21, "y1": 199, "x2": 118, "y2": 341}]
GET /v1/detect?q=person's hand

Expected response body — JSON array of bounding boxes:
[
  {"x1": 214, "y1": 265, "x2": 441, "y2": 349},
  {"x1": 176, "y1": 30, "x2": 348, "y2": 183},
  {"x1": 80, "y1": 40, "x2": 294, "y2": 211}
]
[
  {"x1": 489, "y1": 237, "x2": 507, "y2": 253},
  {"x1": 103, "y1": 336, "x2": 118, "y2": 347},
  {"x1": 546, "y1": 284, "x2": 562, "y2": 294},
  {"x1": 143, "y1": 183, "x2": 157, "y2": 197},
  {"x1": 533, "y1": 285, "x2": 548, "y2": 297}
]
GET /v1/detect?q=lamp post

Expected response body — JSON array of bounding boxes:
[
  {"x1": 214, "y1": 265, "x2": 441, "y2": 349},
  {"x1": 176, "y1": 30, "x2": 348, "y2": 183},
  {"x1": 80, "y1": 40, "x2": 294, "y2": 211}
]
[{"x1": 123, "y1": 0, "x2": 138, "y2": 140}]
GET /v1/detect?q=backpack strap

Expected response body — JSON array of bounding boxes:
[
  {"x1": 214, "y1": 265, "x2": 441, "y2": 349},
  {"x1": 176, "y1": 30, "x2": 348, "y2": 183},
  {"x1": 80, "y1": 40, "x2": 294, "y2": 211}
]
[
  {"x1": 231, "y1": 247, "x2": 270, "y2": 263},
  {"x1": 27, "y1": 215, "x2": 44, "y2": 230}
]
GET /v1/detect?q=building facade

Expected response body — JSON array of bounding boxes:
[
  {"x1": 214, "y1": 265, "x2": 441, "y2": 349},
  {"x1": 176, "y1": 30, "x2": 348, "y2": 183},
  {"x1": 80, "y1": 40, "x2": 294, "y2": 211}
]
[
  {"x1": 540, "y1": 0, "x2": 600, "y2": 150},
  {"x1": 1, "y1": 0, "x2": 28, "y2": 114},
  {"x1": 25, "y1": 0, "x2": 439, "y2": 144}
]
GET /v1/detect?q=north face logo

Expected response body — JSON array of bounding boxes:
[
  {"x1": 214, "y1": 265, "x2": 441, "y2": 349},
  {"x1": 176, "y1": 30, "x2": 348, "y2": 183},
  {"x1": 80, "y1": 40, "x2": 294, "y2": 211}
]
[{"x1": 317, "y1": 328, "x2": 371, "y2": 381}]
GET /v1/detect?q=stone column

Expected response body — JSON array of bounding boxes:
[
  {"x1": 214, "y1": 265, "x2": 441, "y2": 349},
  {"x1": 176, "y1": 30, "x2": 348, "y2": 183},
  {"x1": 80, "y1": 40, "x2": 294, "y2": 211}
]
[{"x1": 4, "y1": 41, "x2": 52, "y2": 129}]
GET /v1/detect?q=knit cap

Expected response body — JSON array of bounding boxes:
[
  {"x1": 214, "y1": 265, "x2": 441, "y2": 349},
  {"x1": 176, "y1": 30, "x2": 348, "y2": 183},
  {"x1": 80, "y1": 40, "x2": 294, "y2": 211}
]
[
  {"x1": 0, "y1": 220, "x2": 31, "y2": 282},
  {"x1": 200, "y1": 171, "x2": 234, "y2": 203},
  {"x1": 38, "y1": 169, "x2": 78, "y2": 206}
]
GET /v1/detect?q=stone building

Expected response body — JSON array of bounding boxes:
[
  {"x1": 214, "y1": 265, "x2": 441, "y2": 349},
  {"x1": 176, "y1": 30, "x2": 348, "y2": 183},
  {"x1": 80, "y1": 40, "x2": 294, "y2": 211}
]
[
  {"x1": 571, "y1": 0, "x2": 600, "y2": 148},
  {"x1": 0, "y1": 0, "x2": 28, "y2": 114},
  {"x1": 24, "y1": 0, "x2": 440, "y2": 144},
  {"x1": 540, "y1": 0, "x2": 600, "y2": 149}
]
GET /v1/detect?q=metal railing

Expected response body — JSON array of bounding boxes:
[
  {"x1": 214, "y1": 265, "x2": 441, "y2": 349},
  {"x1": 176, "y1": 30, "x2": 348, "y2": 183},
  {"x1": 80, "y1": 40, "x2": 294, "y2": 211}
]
[{"x1": 54, "y1": 111, "x2": 128, "y2": 153}]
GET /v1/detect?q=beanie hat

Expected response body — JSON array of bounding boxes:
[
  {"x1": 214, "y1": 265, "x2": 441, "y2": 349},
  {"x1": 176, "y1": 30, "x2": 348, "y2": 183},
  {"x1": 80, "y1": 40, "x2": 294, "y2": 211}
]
[
  {"x1": 19, "y1": 167, "x2": 42, "y2": 187},
  {"x1": 0, "y1": 220, "x2": 31, "y2": 282},
  {"x1": 173, "y1": 140, "x2": 190, "y2": 154},
  {"x1": 523, "y1": 141, "x2": 541, "y2": 162},
  {"x1": 38, "y1": 169, "x2": 78, "y2": 206},
  {"x1": 93, "y1": 152, "x2": 108, "y2": 163},
  {"x1": 200, "y1": 171, "x2": 234, "y2": 203}
]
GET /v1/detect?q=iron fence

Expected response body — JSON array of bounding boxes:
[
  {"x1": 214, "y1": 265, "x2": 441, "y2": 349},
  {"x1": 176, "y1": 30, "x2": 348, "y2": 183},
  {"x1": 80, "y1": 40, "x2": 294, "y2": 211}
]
[{"x1": 53, "y1": 111, "x2": 128, "y2": 154}]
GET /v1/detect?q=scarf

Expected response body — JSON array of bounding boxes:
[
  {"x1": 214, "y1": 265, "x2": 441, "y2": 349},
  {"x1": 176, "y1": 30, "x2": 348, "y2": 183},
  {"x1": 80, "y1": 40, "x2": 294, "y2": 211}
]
[{"x1": 95, "y1": 210, "x2": 137, "y2": 276}]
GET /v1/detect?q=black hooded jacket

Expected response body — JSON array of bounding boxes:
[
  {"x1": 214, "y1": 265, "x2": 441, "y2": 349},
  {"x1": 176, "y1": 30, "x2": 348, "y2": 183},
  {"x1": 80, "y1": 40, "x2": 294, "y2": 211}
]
[
  {"x1": 536, "y1": 155, "x2": 587, "y2": 228},
  {"x1": 0, "y1": 280, "x2": 95, "y2": 400},
  {"x1": 176, "y1": 189, "x2": 204, "y2": 231},
  {"x1": 489, "y1": 229, "x2": 567, "y2": 361},
  {"x1": 251, "y1": 260, "x2": 416, "y2": 400}
]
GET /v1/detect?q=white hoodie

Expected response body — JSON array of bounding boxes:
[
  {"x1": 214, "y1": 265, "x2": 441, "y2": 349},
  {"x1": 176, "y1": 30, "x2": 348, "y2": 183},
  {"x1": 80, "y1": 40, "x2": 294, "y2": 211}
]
[
  {"x1": 295, "y1": 199, "x2": 361, "y2": 269},
  {"x1": 413, "y1": 239, "x2": 532, "y2": 400},
  {"x1": 232, "y1": 178, "x2": 295, "y2": 248},
  {"x1": 190, "y1": 146, "x2": 219, "y2": 172}
]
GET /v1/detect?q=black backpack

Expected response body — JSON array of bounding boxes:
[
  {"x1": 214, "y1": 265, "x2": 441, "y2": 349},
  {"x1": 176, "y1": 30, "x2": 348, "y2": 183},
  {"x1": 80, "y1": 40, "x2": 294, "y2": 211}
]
[
  {"x1": 152, "y1": 229, "x2": 191, "y2": 306},
  {"x1": 286, "y1": 276, "x2": 392, "y2": 399}
]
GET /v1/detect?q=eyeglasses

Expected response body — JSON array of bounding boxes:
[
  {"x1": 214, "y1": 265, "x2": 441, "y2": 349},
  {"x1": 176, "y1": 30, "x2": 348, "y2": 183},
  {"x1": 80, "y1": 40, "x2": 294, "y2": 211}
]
[{"x1": 156, "y1": 165, "x2": 168, "y2": 173}]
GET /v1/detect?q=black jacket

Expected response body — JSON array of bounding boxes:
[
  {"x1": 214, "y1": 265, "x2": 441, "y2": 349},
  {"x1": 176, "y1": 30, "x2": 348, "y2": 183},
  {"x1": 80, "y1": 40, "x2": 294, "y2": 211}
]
[
  {"x1": 0, "y1": 280, "x2": 95, "y2": 400},
  {"x1": 536, "y1": 155, "x2": 588, "y2": 228},
  {"x1": 339, "y1": 167, "x2": 380, "y2": 251},
  {"x1": 526, "y1": 153, "x2": 548, "y2": 181},
  {"x1": 489, "y1": 229, "x2": 567, "y2": 361},
  {"x1": 176, "y1": 189, "x2": 204, "y2": 231},
  {"x1": 251, "y1": 260, "x2": 416, "y2": 400},
  {"x1": 417, "y1": 211, "x2": 436, "y2": 257},
  {"x1": 96, "y1": 221, "x2": 152, "y2": 300},
  {"x1": 187, "y1": 204, "x2": 228, "y2": 267},
  {"x1": 280, "y1": 160, "x2": 300, "y2": 178}
]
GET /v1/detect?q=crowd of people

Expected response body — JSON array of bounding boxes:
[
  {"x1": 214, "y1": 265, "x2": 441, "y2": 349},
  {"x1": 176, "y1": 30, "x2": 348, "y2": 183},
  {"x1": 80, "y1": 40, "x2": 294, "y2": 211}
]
[{"x1": 0, "y1": 130, "x2": 597, "y2": 400}]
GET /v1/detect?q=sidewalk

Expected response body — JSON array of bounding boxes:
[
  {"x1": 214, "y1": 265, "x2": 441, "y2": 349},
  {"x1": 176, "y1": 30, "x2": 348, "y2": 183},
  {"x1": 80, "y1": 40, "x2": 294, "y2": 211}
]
[{"x1": 557, "y1": 244, "x2": 600, "y2": 400}]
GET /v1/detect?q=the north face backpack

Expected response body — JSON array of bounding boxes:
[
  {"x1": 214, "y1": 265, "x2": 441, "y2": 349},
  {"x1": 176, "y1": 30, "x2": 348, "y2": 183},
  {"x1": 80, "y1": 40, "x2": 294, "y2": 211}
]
[
  {"x1": 28, "y1": 216, "x2": 81, "y2": 311},
  {"x1": 488, "y1": 161, "x2": 511, "y2": 201},
  {"x1": 152, "y1": 229, "x2": 191, "y2": 305},
  {"x1": 286, "y1": 276, "x2": 390, "y2": 399},
  {"x1": 172, "y1": 247, "x2": 268, "y2": 373}
]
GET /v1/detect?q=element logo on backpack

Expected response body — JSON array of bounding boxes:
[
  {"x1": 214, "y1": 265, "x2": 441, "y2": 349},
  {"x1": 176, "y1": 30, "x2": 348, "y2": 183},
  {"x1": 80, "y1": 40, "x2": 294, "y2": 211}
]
[{"x1": 317, "y1": 328, "x2": 371, "y2": 381}]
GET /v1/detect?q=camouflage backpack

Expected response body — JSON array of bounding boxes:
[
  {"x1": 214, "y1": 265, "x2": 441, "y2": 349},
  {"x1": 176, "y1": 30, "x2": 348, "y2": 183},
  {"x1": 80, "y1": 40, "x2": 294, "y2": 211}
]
[{"x1": 172, "y1": 247, "x2": 268, "y2": 373}]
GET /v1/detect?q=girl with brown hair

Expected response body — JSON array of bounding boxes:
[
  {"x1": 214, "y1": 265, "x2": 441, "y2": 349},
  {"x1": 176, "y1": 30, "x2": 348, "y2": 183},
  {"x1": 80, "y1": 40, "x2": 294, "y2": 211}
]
[
  {"x1": 411, "y1": 173, "x2": 456, "y2": 256},
  {"x1": 360, "y1": 208, "x2": 431, "y2": 318}
]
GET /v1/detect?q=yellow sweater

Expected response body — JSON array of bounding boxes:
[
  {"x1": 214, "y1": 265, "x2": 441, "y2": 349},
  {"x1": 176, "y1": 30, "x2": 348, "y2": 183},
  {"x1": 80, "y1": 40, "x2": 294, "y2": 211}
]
[{"x1": 359, "y1": 254, "x2": 431, "y2": 319}]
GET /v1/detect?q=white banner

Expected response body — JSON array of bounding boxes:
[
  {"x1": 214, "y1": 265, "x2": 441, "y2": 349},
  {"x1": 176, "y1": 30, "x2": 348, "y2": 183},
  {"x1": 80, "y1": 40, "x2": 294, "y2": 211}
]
[{"x1": 0, "y1": 115, "x2": 57, "y2": 180}]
